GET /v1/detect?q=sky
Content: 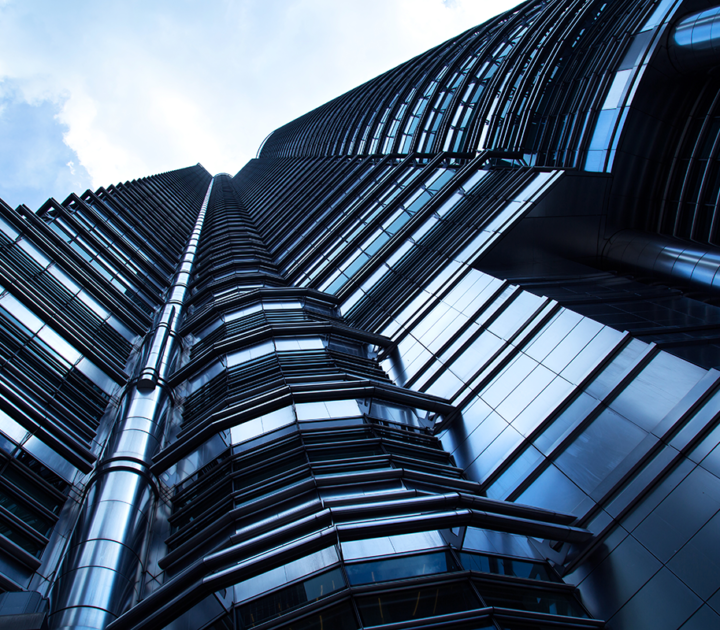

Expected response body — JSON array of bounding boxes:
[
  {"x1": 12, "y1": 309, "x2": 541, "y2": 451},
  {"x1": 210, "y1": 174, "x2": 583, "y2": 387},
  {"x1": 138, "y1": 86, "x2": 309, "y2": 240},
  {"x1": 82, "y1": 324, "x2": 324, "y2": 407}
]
[{"x1": 0, "y1": 0, "x2": 524, "y2": 211}]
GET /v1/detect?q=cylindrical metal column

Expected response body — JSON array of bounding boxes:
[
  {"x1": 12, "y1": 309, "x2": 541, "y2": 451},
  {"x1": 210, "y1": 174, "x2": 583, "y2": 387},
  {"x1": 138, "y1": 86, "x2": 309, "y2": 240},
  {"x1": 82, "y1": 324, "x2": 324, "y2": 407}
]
[
  {"x1": 669, "y1": 6, "x2": 720, "y2": 73},
  {"x1": 49, "y1": 179, "x2": 214, "y2": 630},
  {"x1": 603, "y1": 229, "x2": 720, "y2": 293}
]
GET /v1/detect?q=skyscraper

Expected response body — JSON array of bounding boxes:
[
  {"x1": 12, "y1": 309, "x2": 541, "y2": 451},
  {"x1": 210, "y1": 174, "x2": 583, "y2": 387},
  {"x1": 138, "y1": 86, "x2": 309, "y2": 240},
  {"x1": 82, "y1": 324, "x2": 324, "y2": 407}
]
[{"x1": 0, "y1": 0, "x2": 719, "y2": 628}]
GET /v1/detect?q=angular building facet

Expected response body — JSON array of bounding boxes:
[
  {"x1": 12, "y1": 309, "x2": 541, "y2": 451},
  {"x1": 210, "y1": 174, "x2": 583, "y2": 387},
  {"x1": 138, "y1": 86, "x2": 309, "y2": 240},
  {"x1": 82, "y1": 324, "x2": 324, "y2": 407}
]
[{"x1": 1, "y1": 1, "x2": 720, "y2": 629}]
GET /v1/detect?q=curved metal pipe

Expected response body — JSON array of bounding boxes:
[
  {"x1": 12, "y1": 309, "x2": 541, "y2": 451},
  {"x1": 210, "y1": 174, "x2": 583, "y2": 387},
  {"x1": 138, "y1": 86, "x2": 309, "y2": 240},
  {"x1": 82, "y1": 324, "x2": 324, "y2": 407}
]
[
  {"x1": 603, "y1": 229, "x2": 720, "y2": 294},
  {"x1": 49, "y1": 178, "x2": 214, "y2": 630},
  {"x1": 138, "y1": 307, "x2": 175, "y2": 389},
  {"x1": 668, "y1": 7, "x2": 720, "y2": 73}
]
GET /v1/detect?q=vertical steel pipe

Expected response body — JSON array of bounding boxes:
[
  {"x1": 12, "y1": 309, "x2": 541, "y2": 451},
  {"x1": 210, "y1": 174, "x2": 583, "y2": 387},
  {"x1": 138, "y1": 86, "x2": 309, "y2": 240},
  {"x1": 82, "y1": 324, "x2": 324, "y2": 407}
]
[{"x1": 49, "y1": 179, "x2": 214, "y2": 630}]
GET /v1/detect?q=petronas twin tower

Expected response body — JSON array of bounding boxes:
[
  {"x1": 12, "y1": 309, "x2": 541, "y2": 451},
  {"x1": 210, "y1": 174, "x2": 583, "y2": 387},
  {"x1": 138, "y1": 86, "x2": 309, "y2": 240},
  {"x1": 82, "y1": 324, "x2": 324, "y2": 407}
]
[{"x1": 1, "y1": 1, "x2": 720, "y2": 629}]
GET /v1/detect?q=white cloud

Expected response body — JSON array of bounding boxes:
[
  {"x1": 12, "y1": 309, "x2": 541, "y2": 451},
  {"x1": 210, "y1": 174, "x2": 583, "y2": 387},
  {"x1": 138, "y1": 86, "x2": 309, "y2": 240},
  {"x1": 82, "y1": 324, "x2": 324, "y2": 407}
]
[
  {"x1": 0, "y1": 80, "x2": 93, "y2": 209},
  {"x1": 0, "y1": 0, "x2": 523, "y2": 199}
]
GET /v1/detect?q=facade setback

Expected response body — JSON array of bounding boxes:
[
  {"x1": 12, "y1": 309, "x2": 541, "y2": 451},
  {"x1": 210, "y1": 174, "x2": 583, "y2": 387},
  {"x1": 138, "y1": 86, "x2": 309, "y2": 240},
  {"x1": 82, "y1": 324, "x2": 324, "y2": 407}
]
[{"x1": 0, "y1": 1, "x2": 720, "y2": 629}]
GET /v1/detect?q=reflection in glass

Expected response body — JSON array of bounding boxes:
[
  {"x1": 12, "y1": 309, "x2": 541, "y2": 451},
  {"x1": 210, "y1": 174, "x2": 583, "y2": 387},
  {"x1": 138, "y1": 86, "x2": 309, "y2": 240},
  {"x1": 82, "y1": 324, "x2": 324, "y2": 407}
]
[
  {"x1": 238, "y1": 567, "x2": 345, "y2": 628},
  {"x1": 346, "y1": 550, "x2": 459, "y2": 585},
  {"x1": 459, "y1": 552, "x2": 559, "y2": 582},
  {"x1": 271, "y1": 602, "x2": 358, "y2": 630},
  {"x1": 475, "y1": 582, "x2": 587, "y2": 618}
]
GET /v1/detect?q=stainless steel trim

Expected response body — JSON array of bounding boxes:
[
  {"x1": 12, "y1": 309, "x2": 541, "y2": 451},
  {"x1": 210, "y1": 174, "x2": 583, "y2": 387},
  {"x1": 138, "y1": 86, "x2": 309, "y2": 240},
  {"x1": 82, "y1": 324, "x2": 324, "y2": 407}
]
[{"x1": 49, "y1": 178, "x2": 215, "y2": 630}]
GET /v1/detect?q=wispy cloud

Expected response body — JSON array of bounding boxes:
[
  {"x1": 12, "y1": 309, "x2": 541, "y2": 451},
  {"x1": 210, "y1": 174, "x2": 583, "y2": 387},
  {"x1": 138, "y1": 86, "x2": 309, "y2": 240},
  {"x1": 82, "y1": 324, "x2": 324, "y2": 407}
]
[
  {"x1": 0, "y1": 80, "x2": 92, "y2": 210},
  {"x1": 0, "y1": 0, "x2": 522, "y2": 204}
]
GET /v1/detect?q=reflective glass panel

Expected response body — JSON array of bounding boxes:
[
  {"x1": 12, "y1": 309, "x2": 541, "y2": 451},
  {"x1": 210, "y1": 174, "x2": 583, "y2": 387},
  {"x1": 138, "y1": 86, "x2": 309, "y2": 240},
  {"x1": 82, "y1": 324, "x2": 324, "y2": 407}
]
[
  {"x1": 475, "y1": 582, "x2": 587, "y2": 618},
  {"x1": 459, "y1": 552, "x2": 560, "y2": 582},
  {"x1": 346, "y1": 550, "x2": 460, "y2": 585},
  {"x1": 356, "y1": 581, "x2": 480, "y2": 626},
  {"x1": 238, "y1": 567, "x2": 345, "y2": 628},
  {"x1": 271, "y1": 602, "x2": 358, "y2": 630}
]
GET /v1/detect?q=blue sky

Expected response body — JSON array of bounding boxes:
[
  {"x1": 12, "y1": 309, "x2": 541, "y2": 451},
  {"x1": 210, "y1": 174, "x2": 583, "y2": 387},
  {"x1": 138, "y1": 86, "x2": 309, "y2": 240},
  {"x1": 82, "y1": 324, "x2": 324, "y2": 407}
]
[{"x1": 0, "y1": 0, "x2": 523, "y2": 210}]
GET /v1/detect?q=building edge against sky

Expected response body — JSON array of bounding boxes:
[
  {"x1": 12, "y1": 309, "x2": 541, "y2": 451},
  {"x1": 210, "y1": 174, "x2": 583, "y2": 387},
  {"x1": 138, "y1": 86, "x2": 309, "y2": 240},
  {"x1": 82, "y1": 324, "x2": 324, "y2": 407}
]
[{"x1": 0, "y1": 0, "x2": 719, "y2": 629}]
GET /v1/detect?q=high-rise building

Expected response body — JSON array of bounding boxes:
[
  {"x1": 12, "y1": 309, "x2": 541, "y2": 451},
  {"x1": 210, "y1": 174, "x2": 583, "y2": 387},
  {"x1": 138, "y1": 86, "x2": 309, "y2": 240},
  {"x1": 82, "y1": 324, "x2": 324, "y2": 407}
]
[{"x1": 0, "y1": 0, "x2": 719, "y2": 628}]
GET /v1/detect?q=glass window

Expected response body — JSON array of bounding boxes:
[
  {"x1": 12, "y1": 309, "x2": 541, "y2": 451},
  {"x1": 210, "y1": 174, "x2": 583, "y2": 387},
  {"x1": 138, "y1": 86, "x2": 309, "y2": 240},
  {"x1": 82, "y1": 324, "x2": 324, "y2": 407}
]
[
  {"x1": 75, "y1": 358, "x2": 116, "y2": 395},
  {"x1": 475, "y1": 582, "x2": 587, "y2": 618},
  {"x1": 346, "y1": 550, "x2": 459, "y2": 585},
  {"x1": 0, "y1": 410, "x2": 29, "y2": 445},
  {"x1": 603, "y1": 69, "x2": 633, "y2": 110},
  {"x1": 22, "y1": 436, "x2": 78, "y2": 482},
  {"x1": 230, "y1": 407, "x2": 295, "y2": 445},
  {"x1": 37, "y1": 326, "x2": 81, "y2": 366},
  {"x1": 588, "y1": 108, "x2": 620, "y2": 152},
  {"x1": 226, "y1": 340, "x2": 274, "y2": 366},
  {"x1": 233, "y1": 546, "x2": 339, "y2": 605},
  {"x1": 369, "y1": 401, "x2": 430, "y2": 427},
  {"x1": 2, "y1": 466, "x2": 64, "y2": 514},
  {"x1": 642, "y1": 0, "x2": 676, "y2": 31},
  {"x1": 18, "y1": 239, "x2": 51, "y2": 268},
  {"x1": 0, "y1": 519, "x2": 43, "y2": 557},
  {"x1": 356, "y1": 582, "x2": 480, "y2": 626},
  {"x1": 462, "y1": 527, "x2": 540, "y2": 560},
  {"x1": 0, "y1": 217, "x2": 19, "y2": 241},
  {"x1": 0, "y1": 487, "x2": 54, "y2": 536},
  {"x1": 48, "y1": 265, "x2": 81, "y2": 294},
  {"x1": 271, "y1": 602, "x2": 358, "y2": 630},
  {"x1": 0, "y1": 294, "x2": 44, "y2": 333},
  {"x1": 459, "y1": 552, "x2": 560, "y2": 582},
  {"x1": 237, "y1": 567, "x2": 345, "y2": 628}
]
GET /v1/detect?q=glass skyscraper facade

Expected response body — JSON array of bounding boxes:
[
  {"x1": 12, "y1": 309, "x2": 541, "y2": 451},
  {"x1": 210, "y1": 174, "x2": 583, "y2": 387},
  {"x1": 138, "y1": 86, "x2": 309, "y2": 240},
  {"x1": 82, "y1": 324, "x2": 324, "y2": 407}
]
[{"x1": 1, "y1": 0, "x2": 720, "y2": 628}]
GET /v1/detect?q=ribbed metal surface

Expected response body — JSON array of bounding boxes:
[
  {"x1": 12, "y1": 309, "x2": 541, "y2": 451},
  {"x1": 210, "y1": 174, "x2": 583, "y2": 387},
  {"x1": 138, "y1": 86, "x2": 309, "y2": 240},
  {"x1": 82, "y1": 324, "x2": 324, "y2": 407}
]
[{"x1": 49, "y1": 179, "x2": 214, "y2": 630}]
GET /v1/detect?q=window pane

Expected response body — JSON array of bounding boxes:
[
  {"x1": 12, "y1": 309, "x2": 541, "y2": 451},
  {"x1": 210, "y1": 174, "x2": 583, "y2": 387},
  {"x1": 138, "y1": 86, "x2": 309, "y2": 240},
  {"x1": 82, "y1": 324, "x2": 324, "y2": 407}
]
[
  {"x1": 346, "y1": 551, "x2": 459, "y2": 585},
  {"x1": 238, "y1": 568, "x2": 345, "y2": 627},
  {"x1": 475, "y1": 582, "x2": 587, "y2": 617},
  {"x1": 356, "y1": 582, "x2": 480, "y2": 626},
  {"x1": 459, "y1": 552, "x2": 560, "y2": 582},
  {"x1": 271, "y1": 602, "x2": 358, "y2": 630}
]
